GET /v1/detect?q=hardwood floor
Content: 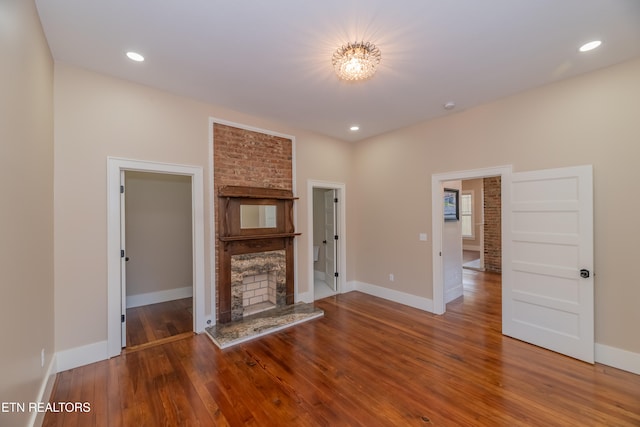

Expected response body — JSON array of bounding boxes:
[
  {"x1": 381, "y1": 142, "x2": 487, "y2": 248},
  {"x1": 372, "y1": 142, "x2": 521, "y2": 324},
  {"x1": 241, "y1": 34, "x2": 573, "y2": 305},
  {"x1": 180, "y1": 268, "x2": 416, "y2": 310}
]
[
  {"x1": 125, "y1": 297, "x2": 193, "y2": 348},
  {"x1": 45, "y1": 271, "x2": 640, "y2": 426}
]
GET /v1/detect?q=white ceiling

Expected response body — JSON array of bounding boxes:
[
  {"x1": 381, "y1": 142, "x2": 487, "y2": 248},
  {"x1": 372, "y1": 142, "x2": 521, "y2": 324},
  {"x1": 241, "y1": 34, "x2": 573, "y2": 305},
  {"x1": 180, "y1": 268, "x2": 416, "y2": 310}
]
[{"x1": 35, "y1": 0, "x2": 640, "y2": 142}]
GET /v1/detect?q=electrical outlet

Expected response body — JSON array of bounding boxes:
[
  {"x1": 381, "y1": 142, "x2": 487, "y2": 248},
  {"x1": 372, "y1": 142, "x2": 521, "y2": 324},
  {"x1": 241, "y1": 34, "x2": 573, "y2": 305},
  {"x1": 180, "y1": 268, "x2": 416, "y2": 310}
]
[
  {"x1": 41, "y1": 349, "x2": 45, "y2": 368},
  {"x1": 419, "y1": 233, "x2": 428, "y2": 241},
  {"x1": 389, "y1": 273, "x2": 394, "y2": 282}
]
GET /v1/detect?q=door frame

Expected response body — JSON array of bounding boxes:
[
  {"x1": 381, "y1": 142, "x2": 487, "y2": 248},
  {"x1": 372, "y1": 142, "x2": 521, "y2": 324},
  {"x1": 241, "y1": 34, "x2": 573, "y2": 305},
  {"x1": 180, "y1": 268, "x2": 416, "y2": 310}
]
[
  {"x1": 431, "y1": 165, "x2": 512, "y2": 314},
  {"x1": 307, "y1": 180, "x2": 347, "y2": 300},
  {"x1": 107, "y1": 157, "x2": 206, "y2": 357}
]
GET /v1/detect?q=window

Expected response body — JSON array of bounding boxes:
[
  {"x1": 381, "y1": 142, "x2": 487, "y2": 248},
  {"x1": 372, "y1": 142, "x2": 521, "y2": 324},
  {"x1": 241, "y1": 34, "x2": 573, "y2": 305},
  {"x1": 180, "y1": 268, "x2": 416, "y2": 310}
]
[{"x1": 461, "y1": 191, "x2": 473, "y2": 238}]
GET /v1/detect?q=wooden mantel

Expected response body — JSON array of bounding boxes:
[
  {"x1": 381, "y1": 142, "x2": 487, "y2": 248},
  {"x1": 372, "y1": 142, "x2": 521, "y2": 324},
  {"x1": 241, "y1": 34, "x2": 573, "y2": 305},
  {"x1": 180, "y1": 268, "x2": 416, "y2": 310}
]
[{"x1": 217, "y1": 186, "x2": 300, "y2": 323}]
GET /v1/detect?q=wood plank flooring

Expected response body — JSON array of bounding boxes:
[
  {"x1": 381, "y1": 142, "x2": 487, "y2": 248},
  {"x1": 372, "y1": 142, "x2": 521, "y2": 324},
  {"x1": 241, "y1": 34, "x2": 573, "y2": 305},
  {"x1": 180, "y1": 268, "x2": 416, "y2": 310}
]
[
  {"x1": 44, "y1": 271, "x2": 640, "y2": 426},
  {"x1": 125, "y1": 297, "x2": 193, "y2": 348}
]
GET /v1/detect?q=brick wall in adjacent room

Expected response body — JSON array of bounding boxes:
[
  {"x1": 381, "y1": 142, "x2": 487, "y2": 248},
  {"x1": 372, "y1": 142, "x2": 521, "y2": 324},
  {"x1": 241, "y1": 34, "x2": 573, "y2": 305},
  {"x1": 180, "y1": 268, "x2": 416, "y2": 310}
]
[
  {"x1": 213, "y1": 123, "x2": 293, "y2": 322},
  {"x1": 483, "y1": 177, "x2": 502, "y2": 273}
]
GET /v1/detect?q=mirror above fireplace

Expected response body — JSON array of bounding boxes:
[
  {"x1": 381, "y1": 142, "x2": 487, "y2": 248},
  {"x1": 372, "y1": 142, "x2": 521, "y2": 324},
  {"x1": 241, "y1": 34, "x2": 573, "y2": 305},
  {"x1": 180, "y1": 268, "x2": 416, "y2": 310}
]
[{"x1": 240, "y1": 204, "x2": 277, "y2": 229}]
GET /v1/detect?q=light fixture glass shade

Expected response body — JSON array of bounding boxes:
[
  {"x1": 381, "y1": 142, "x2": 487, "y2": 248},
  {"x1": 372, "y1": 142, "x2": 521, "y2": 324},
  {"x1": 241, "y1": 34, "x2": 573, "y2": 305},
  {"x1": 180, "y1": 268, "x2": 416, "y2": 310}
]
[{"x1": 332, "y1": 41, "x2": 381, "y2": 81}]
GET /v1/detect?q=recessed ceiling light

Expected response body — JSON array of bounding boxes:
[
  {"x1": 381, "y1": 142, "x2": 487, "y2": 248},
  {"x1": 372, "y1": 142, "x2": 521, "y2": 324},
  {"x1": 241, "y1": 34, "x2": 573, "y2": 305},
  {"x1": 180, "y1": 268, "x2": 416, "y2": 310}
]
[
  {"x1": 579, "y1": 40, "x2": 602, "y2": 53},
  {"x1": 126, "y1": 51, "x2": 145, "y2": 62},
  {"x1": 443, "y1": 102, "x2": 456, "y2": 110},
  {"x1": 350, "y1": 125, "x2": 360, "y2": 131}
]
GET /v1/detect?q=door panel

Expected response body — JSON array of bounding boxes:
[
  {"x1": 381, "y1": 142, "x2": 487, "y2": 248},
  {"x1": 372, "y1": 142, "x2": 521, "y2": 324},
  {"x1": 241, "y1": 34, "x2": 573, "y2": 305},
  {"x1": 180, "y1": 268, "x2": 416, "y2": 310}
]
[
  {"x1": 324, "y1": 190, "x2": 337, "y2": 291},
  {"x1": 503, "y1": 165, "x2": 594, "y2": 363}
]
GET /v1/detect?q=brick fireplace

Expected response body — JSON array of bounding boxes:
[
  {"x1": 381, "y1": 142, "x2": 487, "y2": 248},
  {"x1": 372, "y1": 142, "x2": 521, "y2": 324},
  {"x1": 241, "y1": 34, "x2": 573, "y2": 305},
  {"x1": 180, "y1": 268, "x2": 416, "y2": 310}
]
[{"x1": 213, "y1": 123, "x2": 294, "y2": 324}]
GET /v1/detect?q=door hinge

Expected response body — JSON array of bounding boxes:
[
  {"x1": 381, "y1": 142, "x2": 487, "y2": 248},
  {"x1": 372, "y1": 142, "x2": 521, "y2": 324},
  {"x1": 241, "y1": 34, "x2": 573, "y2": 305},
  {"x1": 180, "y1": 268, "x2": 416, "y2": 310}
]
[
  {"x1": 121, "y1": 314, "x2": 125, "y2": 323},
  {"x1": 334, "y1": 235, "x2": 339, "y2": 240},
  {"x1": 121, "y1": 249, "x2": 125, "y2": 258},
  {"x1": 120, "y1": 185, "x2": 124, "y2": 194},
  {"x1": 334, "y1": 197, "x2": 338, "y2": 203},
  {"x1": 334, "y1": 272, "x2": 339, "y2": 278}
]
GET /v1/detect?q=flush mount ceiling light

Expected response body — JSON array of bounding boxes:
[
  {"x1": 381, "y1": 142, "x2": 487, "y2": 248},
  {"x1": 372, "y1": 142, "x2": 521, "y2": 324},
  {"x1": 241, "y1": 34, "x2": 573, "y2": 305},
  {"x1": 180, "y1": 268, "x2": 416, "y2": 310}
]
[
  {"x1": 332, "y1": 41, "x2": 381, "y2": 81},
  {"x1": 350, "y1": 125, "x2": 360, "y2": 131}
]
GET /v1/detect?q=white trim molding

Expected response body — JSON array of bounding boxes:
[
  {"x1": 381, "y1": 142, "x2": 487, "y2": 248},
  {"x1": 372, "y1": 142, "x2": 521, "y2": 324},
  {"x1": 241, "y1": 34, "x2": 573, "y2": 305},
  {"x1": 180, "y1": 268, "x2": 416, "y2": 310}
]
[
  {"x1": 29, "y1": 354, "x2": 58, "y2": 427},
  {"x1": 296, "y1": 291, "x2": 314, "y2": 304},
  {"x1": 444, "y1": 283, "x2": 463, "y2": 304},
  {"x1": 350, "y1": 281, "x2": 434, "y2": 313},
  {"x1": 56, "y1": 341, "x2": 108, "y2": 373},
  {"x1": 595, "y1": 343, "x2": 640, "y2": 375},
  {"x1": 126, "y1": 286, "x2": 193, "y2": 308}
]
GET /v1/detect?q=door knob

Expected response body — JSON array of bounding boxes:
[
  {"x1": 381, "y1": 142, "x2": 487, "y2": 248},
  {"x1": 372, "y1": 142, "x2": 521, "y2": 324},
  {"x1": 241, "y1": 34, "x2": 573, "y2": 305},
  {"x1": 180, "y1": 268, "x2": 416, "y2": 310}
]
[{"x1": 580, "y1": 269, "x2": 590, "y2": 278}]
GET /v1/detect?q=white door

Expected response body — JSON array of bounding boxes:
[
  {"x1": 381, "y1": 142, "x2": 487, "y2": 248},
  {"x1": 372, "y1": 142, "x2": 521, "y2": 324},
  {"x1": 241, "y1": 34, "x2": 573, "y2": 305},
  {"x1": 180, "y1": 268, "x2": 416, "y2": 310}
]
[
  {"x1": 503, "y1": 165, "x2": 594, "y2": 363},
  {"x1": 324, "y1": 190, "x2": 337, "y2": 291},
  {"x1": 119, "y1": 171, "x2": 127, "y2": 347}
]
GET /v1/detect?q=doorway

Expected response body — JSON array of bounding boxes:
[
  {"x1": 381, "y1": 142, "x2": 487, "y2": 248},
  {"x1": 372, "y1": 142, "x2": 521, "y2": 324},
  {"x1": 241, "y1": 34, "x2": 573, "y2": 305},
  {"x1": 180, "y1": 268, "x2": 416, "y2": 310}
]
[
  {"x1": 124, "y1": 171, "x2": 194, "y2": 348},
  {"x1": 307, "y1": 180, "x2": 347, "y2": 301},
  {"x1": 461, "y1": 178, "x2": 484, "y2": 272},
  {"x1": 441, "y1": 177, "x2": 502, "y2": 307},
  {"x1": 433, "y1": 165, "x2": 595, "y2": 363},
  {"x1": 107, "y1": 158, "x2": 206, "y2": 358},
  {"x1": 432, "y1": 166, "x2": 511, "y2": 314}
]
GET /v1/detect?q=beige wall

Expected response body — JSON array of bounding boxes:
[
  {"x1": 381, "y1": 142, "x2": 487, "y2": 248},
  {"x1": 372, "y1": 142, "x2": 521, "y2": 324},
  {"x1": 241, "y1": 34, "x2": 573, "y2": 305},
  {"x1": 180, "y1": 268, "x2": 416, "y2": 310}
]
[
  {"x1": 353, "y1": 58, "x2": 640, "y2": 354},
  {"x1": 53, "y1": 63, "x2": 354, "y2": 352},
  {"x1": 125, "y1": 172, "x2": 192, "y2": 297},
  {"x1": 0, "y1": 1, "x2": 54, "y2": 425}
]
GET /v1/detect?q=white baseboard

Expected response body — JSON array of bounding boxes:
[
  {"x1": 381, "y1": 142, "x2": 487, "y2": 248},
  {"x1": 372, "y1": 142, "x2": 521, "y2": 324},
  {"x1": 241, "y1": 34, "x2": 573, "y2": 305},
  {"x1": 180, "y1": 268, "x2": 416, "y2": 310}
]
[
  {"x1": 296, "y1": 290, "x2": 313, "y2": 304},
  {"x1": 344, "y1": 280, "x2": 357, "y2": 293},
  {"x1": 29, "y1": 353, "x2": 57, "y2": 427},
  {"x1": 126, "y1": 286, "x2": 193, "y2": 308},
  {"x1": 349, "y1": 280, "x2": 434, "y2": 313},
  {"x1": 444, "y1": 283, "x2": 463, "y2": 304},
  {"x1": 56, "y1": 340, "x2": 108, "y2": 373},
  {"x1": 595, "y1": 343, "x2": 640, "y2": 375}
]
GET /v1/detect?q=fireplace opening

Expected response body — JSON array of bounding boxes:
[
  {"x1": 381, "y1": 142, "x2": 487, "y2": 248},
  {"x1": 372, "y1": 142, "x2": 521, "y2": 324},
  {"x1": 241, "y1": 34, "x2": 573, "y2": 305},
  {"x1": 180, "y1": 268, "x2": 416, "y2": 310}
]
[
  {"x1": 241, "y1": 271, "x2": 277, "y2": 316},
  {"x1": 231, "y1": 250, "x2": 286, "y2": 321}
]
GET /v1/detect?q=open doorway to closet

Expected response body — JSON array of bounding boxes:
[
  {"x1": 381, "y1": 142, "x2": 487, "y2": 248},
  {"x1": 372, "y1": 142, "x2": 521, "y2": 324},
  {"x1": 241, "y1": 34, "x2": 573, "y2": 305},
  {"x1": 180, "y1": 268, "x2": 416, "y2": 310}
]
[
  {"x1": 123, "y1": 171, "x2": 194, "y2": 349},
  {"x1": 107, "y1": 157, "x2": 206, "y2": 358}
]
